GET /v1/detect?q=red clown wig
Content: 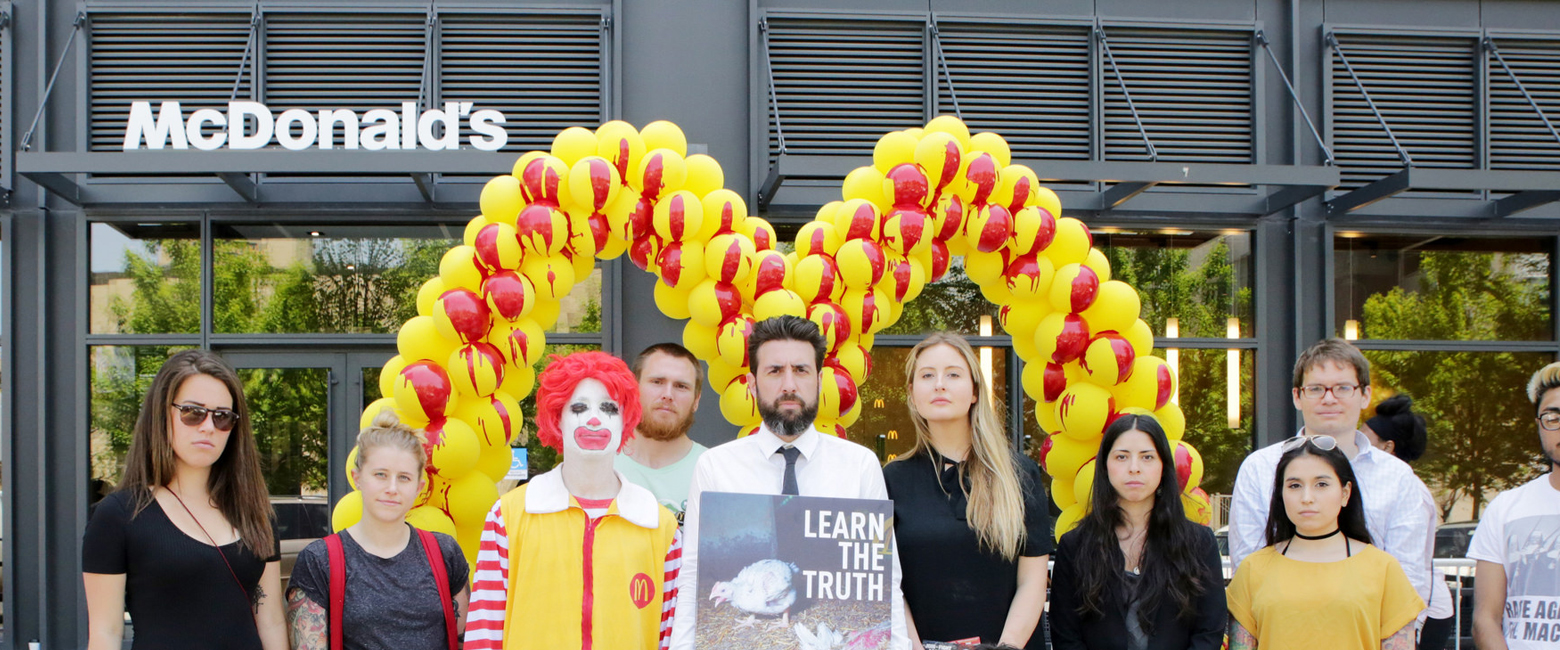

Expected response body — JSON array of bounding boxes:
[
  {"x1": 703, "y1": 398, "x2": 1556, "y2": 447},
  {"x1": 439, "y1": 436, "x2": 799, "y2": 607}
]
[{"x1": 534, "y1": 351, "x2": 643, "y2": 453}]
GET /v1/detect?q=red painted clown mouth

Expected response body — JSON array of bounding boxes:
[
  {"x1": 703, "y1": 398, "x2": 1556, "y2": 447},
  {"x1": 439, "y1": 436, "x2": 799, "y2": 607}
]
[{"x1": 573, "y1": 426, "x2": 613, "y2": 450}]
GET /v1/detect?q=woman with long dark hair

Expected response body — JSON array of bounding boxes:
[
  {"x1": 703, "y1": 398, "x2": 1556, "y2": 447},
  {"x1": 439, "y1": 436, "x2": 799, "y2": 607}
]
[
  {"x1": 884, "y1": 332, "x2": 1052, "y2": 649},
  {"x1": 82, "y1": 349, "x2": 287, "y2": 649},
  {"x1": 1361, "y1": 395, "x2": 1455, "y2": 650},
  {"x1": 1048, "y1": 414, "x2": 1226, "y2": 650},
  {"x1": 1227, "y1": 437, "x2": 1424, "y2": 650}
]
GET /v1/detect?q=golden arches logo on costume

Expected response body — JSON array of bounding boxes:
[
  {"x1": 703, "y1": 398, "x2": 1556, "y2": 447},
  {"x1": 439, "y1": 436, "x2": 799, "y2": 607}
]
[
  {"x1": 336, "y1": 117, "x2": 1210, "y2": 564},
  {"x1": 629, "y1": 573, "x2": 656, "y2": 609}
]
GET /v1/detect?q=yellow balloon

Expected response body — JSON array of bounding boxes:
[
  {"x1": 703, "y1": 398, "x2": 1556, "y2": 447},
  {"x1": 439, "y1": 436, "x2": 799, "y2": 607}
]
[
  {"x1": 528, "y1": 298, "x2": 561, "y2": 330},
  {"x1": 1013, "y1": 333, "x2": 1041, "y2": 366},
  {"x1": 999, "y1": 299, "x2": 1052, "y2": 338},
  {"x1": 1083, "y1": 247, "x2": 1112, "y2": 283},
  {"x1": 830, "y1": 341, "x2": 870, "y2": 381},
  {"x1": 687, "y1": 279, "x2": 741, "y2": 328},
  {"x1": 441, "y1": 469, "x2": 502, "y2": 529},
  {"x1": 656, "y1": 241, "x2": 708, "y2": 291},
  {"x1": 705, "y1": 233, "x2": 757, "y2": 285},
  {"x1": 516, "y1": 205, "x2": 569, "y2": 257},
  {"x1": 701, "y1": 189, "x2": 749, "y2": 240},
  {"x1": 463, "y1": 215, "x2": 490, "y2": 247},
  {"x1": 566, "y1": 156, "x2": 622, "y2": 213},
  {"x1": 716, "y1": 316, "x2": 755, "y2": 368},
  {"x1": 682, "y1": 319, "x2": 720, "y2": 361},
  {"x1": 452, "y1": 390, "x2": 524, "y2": 447},
  {"x1": 509, "y1": 150, "x2": 548, "y2": 179},
  {"x1": 499, "y1": 363, "x2": 536, "y2": 400},
  {"x1": 652, "y1": 190, "x2": 704, "y2": 242},
  {"x1": 914, "y1": 131, "x2": 965, "y2": 194},
  {"x1": 448, "y1": 343, "x2": 505, "y2": 398},
  {"x1": 1082, "y1": 333, "x2": 1136, "y2": 387},
  {"x1": 1034, "y1": 186, "x2": 1062, "y2": 223},
  {"x1": 332, "y1": 491, "x2": 364, "y2": 532},
  {"x1": 654, "y1": 281, "x2": 696, "y2": 320},
  {"x1": 640, "y1": 120, "x2": 688, "y2": 157},
  {"x1": 924, "y1": 114, "x2": 973, "y2": 151},
  {"x1": 380, "y1": 356, "x2": 409, "y2": 398},
  {"x1": 1044, "y1": 432, "x2": 1096, "y2": 480},
  {"x1": 873, "y1": 130, "x2": 919, "y2": 174},
  {"x1": 1044, "y1": 217, "x2": 1093, "y2": 268},
  {"x1": 1157, "y1": 402, "x2": 1188, "y2": 442},
  {"x1": 595, "y1": 121, "x2": 646, "y2": 179},
  {"x1": 1051, "y1": 475, "x2": 1076, "y2": 509},
  {"x1": 473, "y1": 442, "x2": 514, "y2": 483},
  {"x1": 520, "y1": 254, "x2": 577, "y2": 300},
  {"x1": 1057, "y1": 382, "x2": 1115, "y2": 441},
  {"x1": 833, "y1": 198, "x2": 882, "y2": 242},
  {"x1": 488, "y1": 317, "x2": 546, "y2": 368},
  {"x1": 795, "y1": 221, "x2": 843, "y2": 258},
  {"x1": 1004, "y1": 252, "x2": 1056, "y2": 301},
  {"x1": 753, "y1": 288, "x2": 807, "y2": 321},
  {"x1": 840, "y1": 287, "x2": 891, "y2": 335},
  {"x1": 360, "y1": 397, "x2": 404, "y2": 431},
  {"x1": 551, "y1": 126, "x2": 600, "y2": 167},
  {"x1": 397, "y1": 316, "x2": 459, "y2": 364},
  {"x1": 1112, "y1": 356, "x2": 1176, "y2": 411},
  {"x1": 1181, "y1": 489, "x2": 1212, "y2": 525},
  {"x1": 963, "y1": 248, "x2": 1010, "y2": 286},
  {"x1": 1010, "y1": 206, "x2": 1057, "y2": 256},
  {"x1": 683, "y1": 154, "x2": 724, "y2": 198},
  {"x1": 994, "y1": 164, "x2": 1042, "y2": 213},
  {"x1": 1073, "y1": 460, "x2": 1097, "y2": 505},
  {"x1": 426, "y1": 417, "x2": 481, "y2": 479},
  {"x1": 1124, "y1": 319, "x2": 1155, "y2": 358},
  {"x1": 719, "y1": 375, "x2": 762, "y2": 425},
  {"x1": 1081, "y1": 281, "x2": 1142, "y2": 336},
  {"x1": 480, "y1": 175, "x2": 524, "y2": 226},
  {"x1": 741, "y1": 216, "x2": 778, "y2": 252},
  {"x1": 1055, "y1": 503, "x2": 1087, "y2": 541},
  {"x1": 835, "y1": 238, "x2": 888, "y2": 289},
  {"x1": 841, "y1": 165, "x2": 888, "y2": 206},
  {"x1": 707, "y1": 359, "x2": 746, "y2": 392},
  {"x1": 440, "y1": 246, "x2": 485, "y2": 293},
  {"x1": 969, "y1": 131, "x2": 1012, "y2": 168},
  {"x1": 345, "y1": 446, "x2": 361, "y2": 489},
  {"x1": 634, "y1": 148, "x2": 687, "y2": 200},
  {"x1": 406, "y1": 505, "x2": 460, "y2": 538}
]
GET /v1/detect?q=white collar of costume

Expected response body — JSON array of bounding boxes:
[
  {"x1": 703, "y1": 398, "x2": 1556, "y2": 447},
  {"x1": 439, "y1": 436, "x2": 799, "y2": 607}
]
[{"x1": 523, "y1": 467, "x2": 664, "y2": 529}]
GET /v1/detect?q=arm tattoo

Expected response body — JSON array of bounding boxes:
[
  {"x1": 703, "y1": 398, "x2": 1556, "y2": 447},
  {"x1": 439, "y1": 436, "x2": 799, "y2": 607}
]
[
  {"x1": 1382, "y1": 623, "x2": 1415, "y2": 650},
  {"x1": 252, "y1": 584, "x2": 267, "y2": 612},
  {"x1": 286, "y1": 587, "x2": 328, "y2": 650},
  {"x1": 1229, "y1": 620, "x2": 1258, "y2": 650}
]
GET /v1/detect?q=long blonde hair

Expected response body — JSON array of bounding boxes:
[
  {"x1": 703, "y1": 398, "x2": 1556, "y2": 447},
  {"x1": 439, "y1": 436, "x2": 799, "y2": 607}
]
[{"x1": 895, "y1": 332, "x2": 1028, "y2": 560}]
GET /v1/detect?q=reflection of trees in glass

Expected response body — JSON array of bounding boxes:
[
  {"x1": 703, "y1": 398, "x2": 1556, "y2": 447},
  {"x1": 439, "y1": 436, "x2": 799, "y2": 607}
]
[
  {"x1": 1105, "y1": 239, "x2": 1253, "y2": 496},
  {"x1": 1361, "y1": 252, "x2": 1551, "y2": 517},
  {"x1": 239, "y1": 368, "x2": 330, "y2": 495},
  {"x1": 90, "y1": 346, "x2": 192, "y2": 488},
  {"x1": 107, "y1": 240, "x2": 200, "y2": 334},
  {"x1": 885, "y1": 261, "x2": 997, "y2": 336}
]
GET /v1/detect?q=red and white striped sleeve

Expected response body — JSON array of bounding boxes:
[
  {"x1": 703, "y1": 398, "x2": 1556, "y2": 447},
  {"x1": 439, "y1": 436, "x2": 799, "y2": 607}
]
[
  {"x1": 463, "y1": 502, "x2": 510, "y2": 650},
  {"x1": 658, "y1": 527, "x2": 683, "y2": 650}
]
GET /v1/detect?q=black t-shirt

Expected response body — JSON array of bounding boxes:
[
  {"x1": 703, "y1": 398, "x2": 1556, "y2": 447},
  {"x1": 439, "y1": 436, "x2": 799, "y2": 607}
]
[
  {"x1": 883, "y1": 449, "x2": 1055, "y2": 650},
  {"x1": 82, "y1": 489, "x2": 281, "y2": 650},
  {"x1": 288, "y1": 526, "x2": 469, "y2": 650}
]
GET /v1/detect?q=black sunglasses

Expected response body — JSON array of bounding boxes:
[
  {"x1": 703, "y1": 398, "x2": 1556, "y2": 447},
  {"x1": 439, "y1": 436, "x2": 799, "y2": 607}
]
[{"x1": 172, "y1": 403, "x2": 238, "y2": 432}]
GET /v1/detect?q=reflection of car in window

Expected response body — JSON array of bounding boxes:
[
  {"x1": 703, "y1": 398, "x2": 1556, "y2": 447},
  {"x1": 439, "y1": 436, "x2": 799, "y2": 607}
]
[
  {"x1": 1435, "y1": 521, "x2": 1478, "y2": 559},
  {"x1": 271, "y1": 495, "x2": 332, "y2": 592}
]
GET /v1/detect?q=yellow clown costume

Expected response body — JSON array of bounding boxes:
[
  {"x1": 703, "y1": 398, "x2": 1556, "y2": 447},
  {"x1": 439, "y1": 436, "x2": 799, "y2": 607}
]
[{"x1": 464, "y1": 468, "x2": 682, "y2": 650}]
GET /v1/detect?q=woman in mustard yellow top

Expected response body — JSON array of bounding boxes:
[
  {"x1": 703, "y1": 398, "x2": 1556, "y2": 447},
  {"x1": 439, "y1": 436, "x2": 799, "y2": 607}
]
[{"x1": 1226, "y1": 436, "x2": 1424, "y2": 650}]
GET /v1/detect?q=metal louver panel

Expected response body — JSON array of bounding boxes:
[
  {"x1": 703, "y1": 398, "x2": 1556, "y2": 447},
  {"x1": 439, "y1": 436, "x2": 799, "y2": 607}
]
[
  {"x1": 264, "y1": 13, "x2": 425, "y2": 110},
  {"x1": 934, "y1": 23, "x2": 1091, "y2": 161},
  {"x1": 1329, "y1": 34, "x2": 1476, "y2": 189},
  {"x1": 439, "y1": 12, "x2": 604, "y2": 153},
  {"x1": 88, "y1": 12, "x2": 253, "y2": 152},
  {"x1": 765, "y1": 17, "x2": 925, "y2": 161},
  {"x1": 1489, "y1": 38, "x2": 1560, "y2": 171},
  {"x1": 1103, "y1": 28, "x2": 1254, "y2": 164}
]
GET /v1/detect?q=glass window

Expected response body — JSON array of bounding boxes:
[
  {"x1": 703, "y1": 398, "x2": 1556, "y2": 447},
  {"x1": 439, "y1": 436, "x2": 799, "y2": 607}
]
[
  {"x1": 1096, "y1": 229, "x2": 1254, "y2": 340},
  {"x1": 89, "y1": 346, "x2": 195, "y2": 506},
  {"x1": 1335, "y1": 234, "x2": 1552, "y2": 341},
  {"x1": 235, "y1": 367, "x2": 330, "y2": 496},
  {"x1": 90, "y1": 222, "x2": 201, "y2": 334},
  {"x1": 887, "y1": 257, "x2": 1000, "y2": 337},
  {"x1": 1364, "y1": 350, "x2": 1554, "y2": 519},
  {"x1": 851, "y1": 345, "x2": 1010, "y2": 464}
]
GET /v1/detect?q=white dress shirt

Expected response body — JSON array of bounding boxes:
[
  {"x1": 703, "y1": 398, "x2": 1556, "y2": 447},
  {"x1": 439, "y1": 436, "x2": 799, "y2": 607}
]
[
  {"x1": 668, "y1": 423, "x2": 909, "y2": 650},
  {"x1": 1228, "y1": 429, "x2": 1442, "y2": 619}
]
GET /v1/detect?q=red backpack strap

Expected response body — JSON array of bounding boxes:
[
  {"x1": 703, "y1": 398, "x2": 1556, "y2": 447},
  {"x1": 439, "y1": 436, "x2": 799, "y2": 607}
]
[
  {"x1": 324, "y1": 533, "x2": 347, "y2": 650},
  {"x1": 417, "y1": 528, "x2": 459, "y2": 650}
]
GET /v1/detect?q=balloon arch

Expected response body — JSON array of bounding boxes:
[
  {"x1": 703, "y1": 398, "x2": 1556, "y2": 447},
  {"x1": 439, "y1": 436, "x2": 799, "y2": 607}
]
[{"x1": 336, "y1": 117, "x2": 1211, "y2": 566}]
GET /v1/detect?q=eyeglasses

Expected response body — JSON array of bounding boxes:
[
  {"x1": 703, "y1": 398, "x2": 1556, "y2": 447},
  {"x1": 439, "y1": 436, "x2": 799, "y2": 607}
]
[
  {"x1": 1297, "y1": 384, "x2": 1363, "y2": 400},
  {"x1": 172, "y1": 403, "x2": 238, "y2": 432},
  {"x1": 1281, "y1": 434, "x2": 1340, "y2": 453},
  {"x1": 1538, "y1": 412, "x2": 1560, "y2": 431}
]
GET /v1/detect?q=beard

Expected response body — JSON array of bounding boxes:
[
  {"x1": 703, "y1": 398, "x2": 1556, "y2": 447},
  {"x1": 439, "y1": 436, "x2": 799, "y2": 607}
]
[
  {"x1": 757, "y1": 392, "x2": 819, "y2": 438},
  {"x1": 637, "y1": 406, "x2": 695, "y2": 442}
]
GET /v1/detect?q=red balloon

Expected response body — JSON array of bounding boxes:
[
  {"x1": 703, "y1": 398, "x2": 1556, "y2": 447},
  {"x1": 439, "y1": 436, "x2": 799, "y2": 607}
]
[
  {"x1": 885, "y1": 163, "x2": 930, "y2": 208},
  {"x1": 656, "y1": 241, "x2": 699, "y2": 288},
  {"x1": 1053, "y1": 314, "x2": 1091, "y2": 364},
  {"x1": 473, "y1": 223, "x2": 519, "y2": 271},
  {"x1": 964, "y1": 153, "x2": 1001, "y2": 205},
  {"x1": 438, "y1": 289, "x2": 493, "y2": 343},
  {"x1": 838, "y1": 200, "x2": 880, "y2": 241},
  {"x1": 580, "y1": 158, "x2": 616, "y2": 211},
  {"x1": 929, "y1": 239, "x2": 951, "y2": 282},
  {"x1": 1155, "y1": 361, "x2": 1176, "y2": 410},
  {"x1": 828, "y1": 368, "x2": 860, "y2": 416},
  {"x1": 1084, "y1": 332, "x2": 1136, "y2": 383},
  {"x1": 401, "y1": 362, "x2": 455, "y2": 420},
  {"x1": 1043, "y1": 362, "x2": 1069, "y2": 403},
  {"x1": 971, "y1": 204, "x2": 1013, "y2": 253},
  {"x1": 1174, "y1": 442, "x2": 1196, "y2": 490},
  {"x1": 585, "y1": 212, "x2": 610, "y2": 251},
  {"x1": 627, "y1": 195, "x2": 656, "y2": 240},
  {"x1": 517, "y1": 204, "x2": 566, "y2": 253},
  {"x1": 882, "y1": 256, "x2": 915, "y2": 302},
  {"x1": 935, "y1": 195, "x2": 965, "y2": 241},
  {"x1": 1038, "y1": 434, "x2": 1054, "y2": 466},
  {"x1": 752, "y1": 252, "x2": 790, "y2": 297},
  {"x1": 808, "y1": 301, "x2": 853, "y2": 352},
  {"x1": 518, "y1": 157, "x2": 564, "y2": 206},
  {"x1": 1067, "y1": 265, "x2": 1101, "y2": 313},
  {"x1": 628, "y1": 235, "x2": 660, "y2": 272},
  {"x1": 482, "y1": 271, "x2": 533, "y2": 321}
]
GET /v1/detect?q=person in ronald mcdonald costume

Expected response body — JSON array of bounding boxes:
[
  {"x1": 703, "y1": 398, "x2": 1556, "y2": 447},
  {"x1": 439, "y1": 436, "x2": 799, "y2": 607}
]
[{"x1": 464, "y1": 351, "x2": 682, "y2": 650}]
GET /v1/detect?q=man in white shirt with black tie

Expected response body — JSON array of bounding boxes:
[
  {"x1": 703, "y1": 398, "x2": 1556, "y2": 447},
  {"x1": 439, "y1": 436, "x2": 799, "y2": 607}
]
[
  {"x1": 668, "y1": 315, "x2": 908, "y2": 650},
  {"x1": 1228, "y1": 338, "x2": 1438, "y2": 633}
]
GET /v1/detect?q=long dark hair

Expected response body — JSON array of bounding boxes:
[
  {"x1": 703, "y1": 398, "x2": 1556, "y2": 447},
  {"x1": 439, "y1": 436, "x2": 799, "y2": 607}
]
[
  {"x1": 1366, "y1": 394, "x2": 1427, "y2": 462},
  {"x1": 120, "y1": 350, "x2": 275, "y2": 558},
  {"x1": 1069, "y1": 414, "x2": 1212, "y2": 629},
  {"x1": 1264, "y1": 441, "x2": 1372, "y2": 547}
]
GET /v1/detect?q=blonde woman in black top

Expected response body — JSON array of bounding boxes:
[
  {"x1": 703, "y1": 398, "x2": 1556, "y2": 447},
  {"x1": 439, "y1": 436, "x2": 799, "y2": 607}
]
[
  {"x1": 83, "y1": 350, "x2": 287, "y2": 650},
  {"x1": 883, "y1": 332, "x2": 1053, "y2": 650}
]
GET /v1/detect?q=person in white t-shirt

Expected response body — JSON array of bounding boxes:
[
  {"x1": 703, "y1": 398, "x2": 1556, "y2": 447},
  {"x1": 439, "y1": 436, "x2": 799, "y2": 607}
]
[{"x1": 1468, "y1": 361, "x2": 1560, "y2": 650}]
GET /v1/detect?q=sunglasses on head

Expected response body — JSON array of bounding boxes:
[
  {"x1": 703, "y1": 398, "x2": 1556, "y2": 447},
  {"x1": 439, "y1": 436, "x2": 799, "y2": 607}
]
[
  {"x1": 1280, "y1": 434, "x2": 1339, "y2": 453},
  {"x1": 172, "y1": 403, "x2": 238, "y2": 432}
]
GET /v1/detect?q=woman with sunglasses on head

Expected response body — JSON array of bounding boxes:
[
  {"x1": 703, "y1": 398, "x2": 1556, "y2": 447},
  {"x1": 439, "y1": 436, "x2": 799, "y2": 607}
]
[
  {"x1": 83, "y1": 350, "x2": 287, "y2": 650},
  {"x1": 1226, "y1": 436, "x2": 1424, "y2": 650},
  {"x1": 1049, "y1": 414, "x2": 1226, "y2": 650},
  {"x1": 1361, "y1": 395, "x2": 1455, "y2": 650},
  {"x1": 883, "y1": 333, "x2": 1052, "y2": 650},
  {"x1": 284, "y1": 410, "x2": 470, "y2": 650}
]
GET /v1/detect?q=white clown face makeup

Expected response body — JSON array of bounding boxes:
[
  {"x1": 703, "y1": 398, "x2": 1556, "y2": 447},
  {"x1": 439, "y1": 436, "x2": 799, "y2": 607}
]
[{"x1": 561, "y1": 378, "x2": 624, "y2": 458}]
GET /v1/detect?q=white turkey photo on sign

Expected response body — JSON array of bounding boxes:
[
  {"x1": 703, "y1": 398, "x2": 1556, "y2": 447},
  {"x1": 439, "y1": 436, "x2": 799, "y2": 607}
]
[{"x1": 696, "y1": 492, "x2": 894, "y2": 650}]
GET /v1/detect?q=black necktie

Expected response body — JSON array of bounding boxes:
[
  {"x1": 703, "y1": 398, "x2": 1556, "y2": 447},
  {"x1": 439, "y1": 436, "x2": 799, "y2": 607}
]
[{"x1": 778, "y1": 446, "x2": 801, "y2": 495}]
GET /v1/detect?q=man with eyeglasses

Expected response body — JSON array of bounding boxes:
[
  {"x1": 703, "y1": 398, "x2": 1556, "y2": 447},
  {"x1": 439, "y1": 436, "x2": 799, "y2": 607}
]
[
  {"x1": 1228, "y1": 339, "x2": 1439, "y2": 641},
  {"x1": 1467, "y1": 361, "x2": 1560, "y2": 650}
]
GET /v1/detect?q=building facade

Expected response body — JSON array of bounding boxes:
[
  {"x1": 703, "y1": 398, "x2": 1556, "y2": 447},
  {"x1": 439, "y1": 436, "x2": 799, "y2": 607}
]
[{"x1": 4, "y1": 0, "x2": 1560, "y2": 646}]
